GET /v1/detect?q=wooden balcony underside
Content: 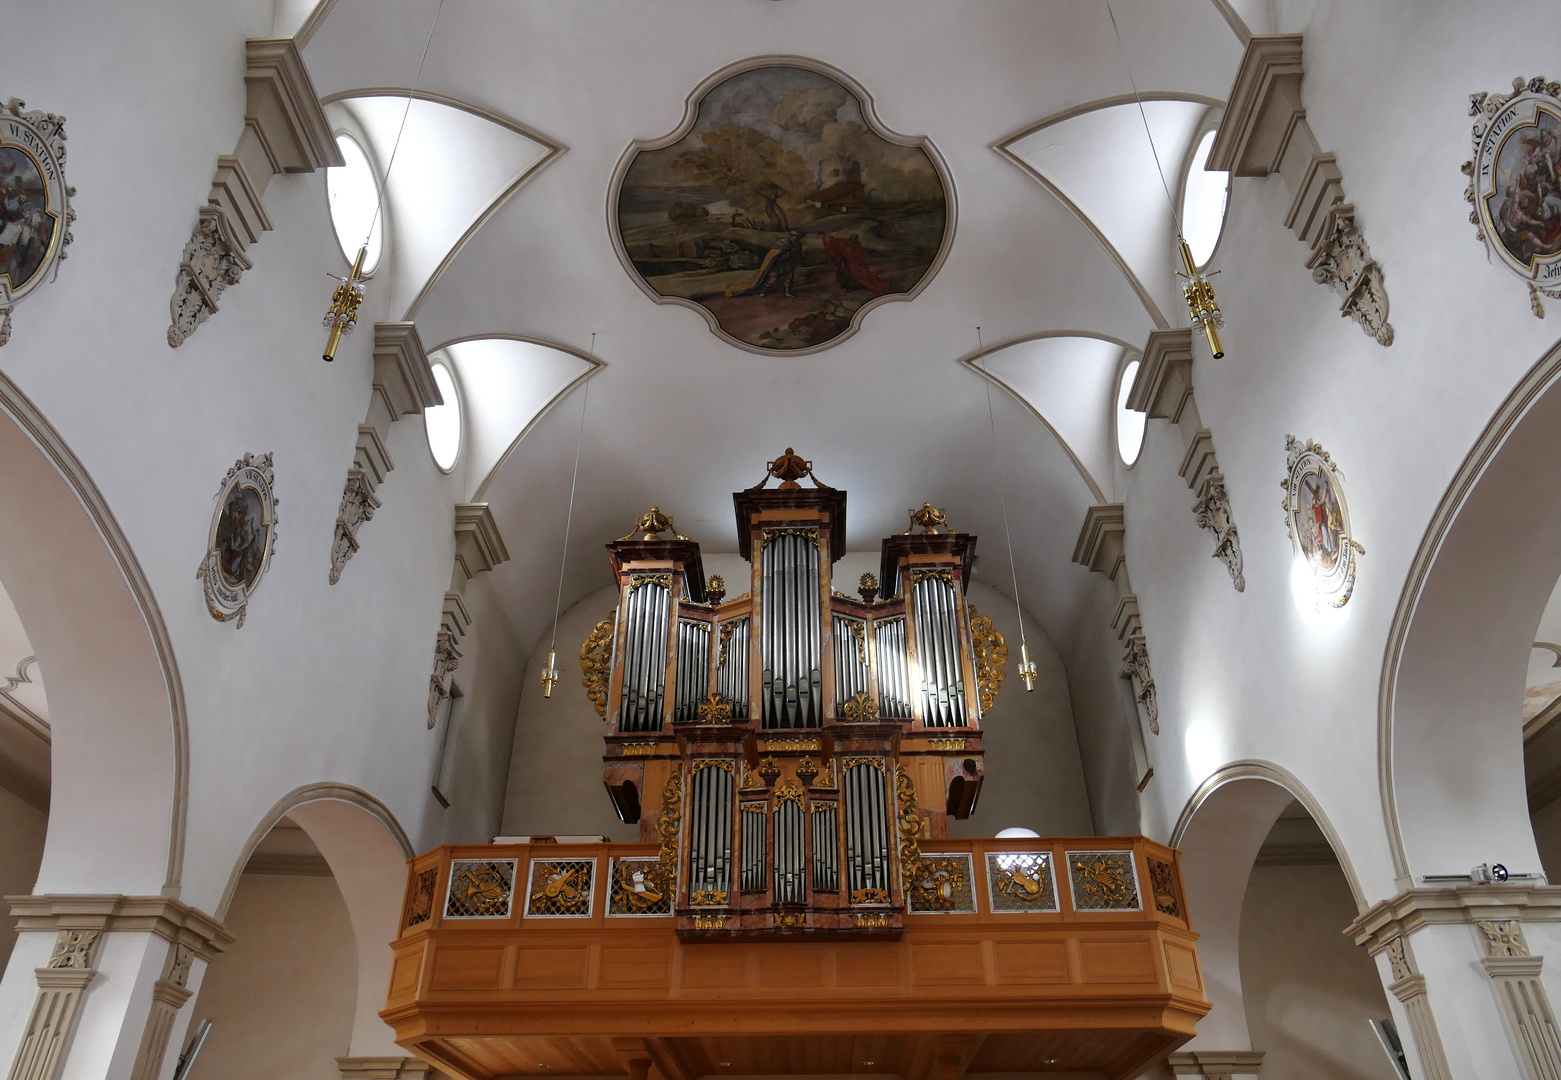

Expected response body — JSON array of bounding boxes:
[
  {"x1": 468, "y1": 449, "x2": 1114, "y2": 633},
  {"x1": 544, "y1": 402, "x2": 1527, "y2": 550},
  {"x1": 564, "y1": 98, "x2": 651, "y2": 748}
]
[{"x1": 383, "y1": 840, "x2": 1208, "y2": 1080}]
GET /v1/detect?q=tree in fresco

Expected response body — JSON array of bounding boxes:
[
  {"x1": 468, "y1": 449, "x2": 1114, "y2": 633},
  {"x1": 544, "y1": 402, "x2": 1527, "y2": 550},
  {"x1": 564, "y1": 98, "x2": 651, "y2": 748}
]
[{"x1": 669, "y1": 124, "x2": 813, "y2": 231}]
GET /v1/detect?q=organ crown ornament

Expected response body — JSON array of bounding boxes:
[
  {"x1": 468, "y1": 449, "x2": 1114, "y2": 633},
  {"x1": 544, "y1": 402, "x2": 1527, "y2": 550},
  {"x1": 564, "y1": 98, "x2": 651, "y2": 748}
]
[{"x1": 593, "y1": 452, "x2": 1006, "y2": 938}]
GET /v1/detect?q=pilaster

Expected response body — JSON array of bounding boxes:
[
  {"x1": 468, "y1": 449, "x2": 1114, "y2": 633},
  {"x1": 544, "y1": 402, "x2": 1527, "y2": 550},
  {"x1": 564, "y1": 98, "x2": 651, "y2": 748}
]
[
  {"x1": 330, "y1": 323, "x2": 441, "y2": 585},
  {"x1": 1072, "y1": 504, "x2": 1158, "y2": 748},
  {"x1": 1207, "y1": 34, "x2": 1393, "y2": 346},
  {"x1": 1129, "y1": 329, "x2": 1245, "y2": 593},
  {"x1": 427, "y1": 505, "x2": 509, "y2": 727},
  {"x1": 3, "y1": 896, "x2": 230, "y2": 1080},
  {"x1": 168, "y1": 38, "x2": 343, "y2": 346},
  {"x1": 1347, "y1": 884, "x2": 1561, "y2": 1080}
]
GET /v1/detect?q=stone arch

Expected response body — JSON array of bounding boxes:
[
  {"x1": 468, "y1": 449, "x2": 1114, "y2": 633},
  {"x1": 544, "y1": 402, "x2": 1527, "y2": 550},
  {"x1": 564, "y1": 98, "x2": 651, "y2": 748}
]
[
  {"x1": 1380, "y1": 337, "x2": 1561, "y2": 887},
  {"x1": 0, "y1": 371, "x2": 186, "y2": 895},
  {"x1": 1170, "y1": 761, "x2": 1363, "y2": 1052},
  {"x1": 218, "y1": 784, "x2": 414, "y2": 1057}
]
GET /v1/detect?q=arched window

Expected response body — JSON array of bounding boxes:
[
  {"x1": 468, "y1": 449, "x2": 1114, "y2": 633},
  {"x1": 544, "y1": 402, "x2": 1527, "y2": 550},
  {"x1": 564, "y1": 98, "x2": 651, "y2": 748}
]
[
  {"x1": 425, "y1": 362, "x2": 462, "y2": 472},
  {"x1": 325, "y1": 133, "x2": 384, "y2": 272},
  {"x1": 1115, "y1": 359, "x2": 1146, "y2": 467},
  {"x1": 1180, "y1": 128, "x2": 1230, "y2": 269}
]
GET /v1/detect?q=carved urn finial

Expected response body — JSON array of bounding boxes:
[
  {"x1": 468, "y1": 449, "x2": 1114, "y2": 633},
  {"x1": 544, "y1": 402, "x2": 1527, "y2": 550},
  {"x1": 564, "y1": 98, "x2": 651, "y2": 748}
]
[
  {"x1": 767, "y1": 447, "x2": 811, "y2": 489},
  {"x1": 618, "y1": 506, "x2": 691, "y2": 542},
  {"x1": 858, "y1": 572, "x2": 879, "y2": 604},
  {"x1": 906, "y1": 502, "x2": 950, "y2": 534},
  {"x1": 707, "y1": 574, "x2": 726, "y2": 605}
]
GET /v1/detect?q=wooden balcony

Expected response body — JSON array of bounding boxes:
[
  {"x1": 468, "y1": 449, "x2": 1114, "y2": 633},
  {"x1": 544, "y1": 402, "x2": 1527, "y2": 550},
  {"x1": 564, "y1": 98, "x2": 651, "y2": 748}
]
[{"x1": 382, "y1": 836, "x2": 1207, "y2": 1080}]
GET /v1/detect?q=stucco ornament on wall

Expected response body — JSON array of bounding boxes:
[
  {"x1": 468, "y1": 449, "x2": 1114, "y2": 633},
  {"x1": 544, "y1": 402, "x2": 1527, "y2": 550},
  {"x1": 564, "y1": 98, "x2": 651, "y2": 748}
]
[
  {"x1": 197, "y1": 452, "x2": 277, "y2": 628},
  {"x1": 1464, "y1": 77, "x2": 1561, "y2": 318},
  {"x1": 0, "y1": 99, "x2": 75, "y2": 347},
  {"x1": 1281, "y1": 436, "x2": 1363, "y2": 609}
]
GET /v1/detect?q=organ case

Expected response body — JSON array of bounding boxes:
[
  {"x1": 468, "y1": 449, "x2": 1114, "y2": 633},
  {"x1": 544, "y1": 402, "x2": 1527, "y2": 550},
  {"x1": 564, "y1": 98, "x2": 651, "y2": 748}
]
[{"x1": 595, "y1": 450, "x2": 995, "y2": 939}]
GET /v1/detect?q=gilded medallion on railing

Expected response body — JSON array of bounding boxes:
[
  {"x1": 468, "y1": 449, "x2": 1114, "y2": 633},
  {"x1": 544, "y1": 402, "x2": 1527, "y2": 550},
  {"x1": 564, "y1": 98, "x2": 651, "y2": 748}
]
[
  {"x1": 525, "y1": 859, "x2": 595, "y2": 917},
  {"x1": 906, "y1": 853, "x2": 976, "y2": 913},
  {"x1": 444, "y1": 859, "x2": 516, "y2": 919},
  {"x1": 1067, "y1": 851, "x2": 1141, "y2": 911},
  {"x1": 608, "y1": 856, "x2": 673, "y2": 916},
  {"x1": 987, "y1": 852, "x2": 1057, "y2": 913}
]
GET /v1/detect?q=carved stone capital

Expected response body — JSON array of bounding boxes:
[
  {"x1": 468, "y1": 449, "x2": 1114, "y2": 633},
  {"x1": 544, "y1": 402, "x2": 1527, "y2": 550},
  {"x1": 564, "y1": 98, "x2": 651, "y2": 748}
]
[
  {"x1": 1307, "y1": 203, "x2": 1394, "y2": 346},
  {"x1": 1192, "y1": 473, "x2": 1246, "y2": 592},
  {"x1": 427, "y1": 628, "x2": 462, "y2": 728},
  {"x1": 7, "y1": 894, "x2": 232, "y2": 960},
  {"x1": 453, "y1": 503, "x2": 511, "y2": 588},
  {"x1": 1166, "y1": 1050, "x2": 1265, "y2": 1079},
  {"x1": 1121, "y1": 633, "x2": 1158, "y2": 734},
  {"x1": 167, "y1": 206, "x2": 252, "y2": 348},
  {"x1": 337, "y1": 1059, "x2": 432, "y2": 1080},
  {"x1": 329, "y1": 468, "x2": 382, "y2": 586}
]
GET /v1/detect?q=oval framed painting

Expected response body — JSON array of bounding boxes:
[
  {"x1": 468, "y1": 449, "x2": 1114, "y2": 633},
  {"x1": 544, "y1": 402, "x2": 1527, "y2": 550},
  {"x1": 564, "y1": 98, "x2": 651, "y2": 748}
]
[
  {"x1": 1282, "y1": 436, "x2": 1363, "y2": 609},
  {"x1": 609, "y1": 57, "x2": 954, "y2": 354},
  {"x1": 198, "y1": 452, "x2": 278, "y2": 628},
  {"x1": 0, "y1": 99, "x2": 75, "y2": 345}
]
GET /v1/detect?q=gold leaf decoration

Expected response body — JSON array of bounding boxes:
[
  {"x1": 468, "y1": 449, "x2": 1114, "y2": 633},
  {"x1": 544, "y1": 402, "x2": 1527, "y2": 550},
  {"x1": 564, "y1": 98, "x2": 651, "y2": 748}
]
[
  {"x1": 969, "y1": 604, "x2": 1008, "y2": 711},
  {"x1": 579, "y1": 610, "x2": 617, "y2": 718}
]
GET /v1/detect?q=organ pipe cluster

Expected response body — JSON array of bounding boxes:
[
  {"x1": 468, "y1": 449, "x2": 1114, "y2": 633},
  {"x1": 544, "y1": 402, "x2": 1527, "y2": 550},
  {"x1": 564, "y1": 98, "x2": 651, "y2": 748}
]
[{"x1": 593, "y1": 450, "x2": 1002, "y2": 938}]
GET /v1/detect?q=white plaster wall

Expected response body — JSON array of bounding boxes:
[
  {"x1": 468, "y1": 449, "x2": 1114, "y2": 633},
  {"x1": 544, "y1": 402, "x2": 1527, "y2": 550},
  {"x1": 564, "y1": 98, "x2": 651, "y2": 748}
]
[
  {"x1": 1, "y1": 0, "x2": 528, "y2": 921},
  {"x1": 948, "y1": 580, "x2": 1093, "y2": 838},
  {"x1": 186, "y1": 874, "x2": 356, "y2": 1080},
  {"x1": 0, "y1": 788, "x2": 45, "y2": 973},
  {"x1": 1239, "y1": 863, "x2": 1398, "y2": 1080},
  {"x1": 1112, "y1": 0, "x2": 1561, "y2": 900}
]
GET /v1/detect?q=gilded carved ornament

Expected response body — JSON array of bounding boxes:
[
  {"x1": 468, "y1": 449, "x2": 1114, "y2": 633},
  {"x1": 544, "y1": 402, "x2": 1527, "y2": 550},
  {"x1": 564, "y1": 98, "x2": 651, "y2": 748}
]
[
  {"x1": 580, "y1": 610, "x2": 617, "y2": 719},
  {"x1": 967, "y1": 604, "x2": 1007, "y2": 712}
]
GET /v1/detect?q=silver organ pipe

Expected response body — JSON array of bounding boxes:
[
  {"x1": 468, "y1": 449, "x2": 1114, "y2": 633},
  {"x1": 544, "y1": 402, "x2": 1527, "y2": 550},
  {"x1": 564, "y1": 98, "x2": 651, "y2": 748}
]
[
  {"x1": 832, "y1": 616, "x2": 870, "y2": 709},
  {"x1": 715, "y1": 617, "x2": 749, "y2": 719},
  {"x1": 773, "y1": 800, "x2": 806, "y2": 904},
  {"x1": 673, "y1": 618, "x2": 711, "y2": 723},
  {"x1": 618, "y1": 579, "x2": 671, "y2": 731},
  {"x1": 740, "y1": 804, "x2": 766, "y2": 892},
  {"x1": 811, "y1": 803, "x2": 838, "y2": 892},
  {"x1": 689, "y1": 764, "x2": 734, "y2": 899},
  {"x1": 843, "y1": 762, "x2": 889, "y2": 898},
  {"x1": 912, "y1": 575, "x2": 965, "y2": 727},
  {"x1": 872, "y1": 617, "x2": 912, "y2": 719},
  {"x1": 761, "y1": 532, "x2": 822, "y2": 729}
]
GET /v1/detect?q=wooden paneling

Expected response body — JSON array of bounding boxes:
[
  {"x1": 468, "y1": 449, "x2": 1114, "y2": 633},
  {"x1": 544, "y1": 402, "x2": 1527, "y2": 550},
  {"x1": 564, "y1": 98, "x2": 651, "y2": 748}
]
[
  {"x1": 385, "y1": 839, "x2": 1208, "y2": 1080},
  {"x1": 1078, "y1": 939, "x2": 1156, "y2": 984},
  {"x1": 598, "y1": 946, "x2": 671, "y2": 988},
  {"x1": 993, "y1": 940, "x2": 1070, "y2": 984},
  {"x1": 514, "y1": 947, "x2": 589, "y2": 988},
  {"x1": 429, "y1": 947, "x2": 504, "y2": 990}
]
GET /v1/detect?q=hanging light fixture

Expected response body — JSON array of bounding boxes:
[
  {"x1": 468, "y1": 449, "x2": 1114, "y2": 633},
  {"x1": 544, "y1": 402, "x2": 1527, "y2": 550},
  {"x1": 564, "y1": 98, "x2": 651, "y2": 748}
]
[
  {"x1": 541, "y1": 335, "x2": 595, "y2": 698},
  {"x1": 321, "y1": 0, "x2": 446, "y2": 361},
  {"x1": 1105, "y1": 0, "x2": 1226, "y2": 359},
  {"x1": 975, "y1": 327, "x2": 1036, "y2": 692}
]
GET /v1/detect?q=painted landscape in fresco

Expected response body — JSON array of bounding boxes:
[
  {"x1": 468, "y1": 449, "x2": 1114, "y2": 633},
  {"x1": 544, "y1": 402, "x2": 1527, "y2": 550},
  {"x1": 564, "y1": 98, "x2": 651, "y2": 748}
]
[{"x1": 616, "y1": 66, "x2": 949, "y2": 351}]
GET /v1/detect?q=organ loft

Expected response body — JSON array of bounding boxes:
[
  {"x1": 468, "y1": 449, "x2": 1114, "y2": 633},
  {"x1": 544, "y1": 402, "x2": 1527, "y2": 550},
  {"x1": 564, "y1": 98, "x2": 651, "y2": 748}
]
[{"x1": 384, "y1": 451, "x2": 1210, "y2": 1080}]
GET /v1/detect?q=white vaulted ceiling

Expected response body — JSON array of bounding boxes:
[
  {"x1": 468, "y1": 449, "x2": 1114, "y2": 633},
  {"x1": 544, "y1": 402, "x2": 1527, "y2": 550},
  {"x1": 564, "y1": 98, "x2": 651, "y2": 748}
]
[{"x1": 298, "y1": 0, "x2": 1246, "y2": 656}]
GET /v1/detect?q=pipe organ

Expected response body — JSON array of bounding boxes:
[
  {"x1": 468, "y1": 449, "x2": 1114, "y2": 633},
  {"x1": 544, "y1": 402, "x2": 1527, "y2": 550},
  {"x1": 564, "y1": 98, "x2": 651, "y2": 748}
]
[
  {"x1": 595, "y1": 449, "x2": 996, "y2": 938},
  {"x1": 383, "y1": 448, "x2": 1210, "y2": 1078}
]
